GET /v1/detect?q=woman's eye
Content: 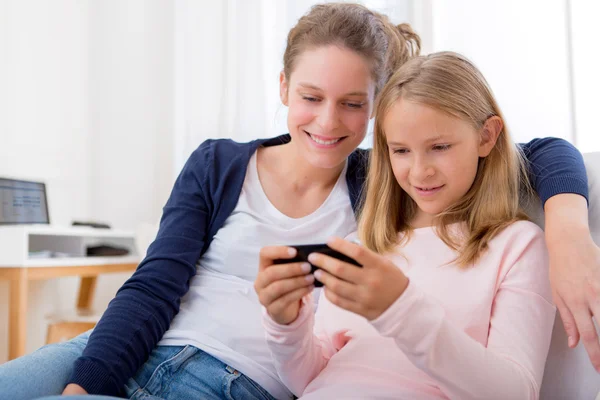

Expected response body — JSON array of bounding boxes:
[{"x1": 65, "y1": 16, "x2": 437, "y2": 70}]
[
  {"x1": 302, "y1": 96, "x2": 320, "y2": 103},
  {"x1": 345, "y1": 102, "x2": 364, "y2": 109}
]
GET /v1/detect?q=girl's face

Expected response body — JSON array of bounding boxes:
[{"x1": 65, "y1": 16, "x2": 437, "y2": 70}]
[
  {"x1": 281, "y1": 45, "x2": 375, "y2": 169},
  {"x1": 384, "y1": 99, "x2": 495, "y2": 227}
]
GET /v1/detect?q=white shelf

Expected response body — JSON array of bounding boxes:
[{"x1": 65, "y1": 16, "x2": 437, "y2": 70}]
[
  {"x1": 22, "y1": 255, "x2": 140, "y2": 268},
  {"x1": 0, "y1": 224, "x2": 134, "y2": 238},
  {"x1": 0, "y1": 225, "x2": 139, "y2": 267}
]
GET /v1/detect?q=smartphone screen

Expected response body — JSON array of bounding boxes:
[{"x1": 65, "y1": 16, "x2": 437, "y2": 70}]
[{"x1": 273, "y1": 244, "x2": 361, "y2": 287}]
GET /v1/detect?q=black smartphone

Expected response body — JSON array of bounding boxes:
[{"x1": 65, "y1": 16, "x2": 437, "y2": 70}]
[{"x1": 273, "y1": 244, "x2": 362, "y2": 287}]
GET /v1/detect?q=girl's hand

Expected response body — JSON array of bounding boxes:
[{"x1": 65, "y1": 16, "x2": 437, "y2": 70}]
[
  {"x1": 308, "y1": 237, "x2": 409, "y2": 320},
  {"x1": 254, "y1": 246, "x2": 315, "y2": 325}
]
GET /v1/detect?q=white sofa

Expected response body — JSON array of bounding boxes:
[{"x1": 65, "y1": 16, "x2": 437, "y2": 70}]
[{"x1": 539, "y1": 152, "x2": 600, "y2": 400}]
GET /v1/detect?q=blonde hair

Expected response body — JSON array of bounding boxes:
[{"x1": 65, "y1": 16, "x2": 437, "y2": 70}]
[
  {"x1": 283, "y1": 3, "x2": 421, "y2": 95},
  {"x1": 358, "y1": 52, "x2": 532, "y2": 267}
]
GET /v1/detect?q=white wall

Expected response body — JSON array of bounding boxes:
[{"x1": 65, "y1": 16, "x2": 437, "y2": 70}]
[
  {"x1": 430, "y1": 0, "x2": 573, "y2": 144},
  {"x1": 570, "y1": 1, "x2": 600, "y2": 153},
  {"x1": 89, "y1": 0, "x2": 174, "y2": 232},
  {"x1": 0, "y1": 0, "x2": 92, "y2": 226},
  {"x1": 0, "y1": 0, "x2": 93, "y2": 362},
  {"x1": 0, "y1": 0, "x2": 175, "y2": 362},
  {"x1": 0, "y1": 1, "x2": 8, "y2": 150}
]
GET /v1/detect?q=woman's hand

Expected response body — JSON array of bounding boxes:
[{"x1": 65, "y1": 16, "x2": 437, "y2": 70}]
[
  {"x1": 308, "y1": 237, "x2": 409, "y2": 320},
  {"x1": 545, "y1": 193, "x2": 600, "y2": 372},
  {"x1": 254, "y1": 246, "x2": 315, "y2": 325},
  {"x1": 62, "y1": 383, "x2": 89, "y2": 395}
]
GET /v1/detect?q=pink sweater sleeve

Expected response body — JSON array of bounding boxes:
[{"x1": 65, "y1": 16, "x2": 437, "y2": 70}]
[
  {"x1": 262, "y1": 295, "x2": 336, "y2": 397},
  {"x1": 371, "y1": 229, "x2": 556, "y2": 400}
]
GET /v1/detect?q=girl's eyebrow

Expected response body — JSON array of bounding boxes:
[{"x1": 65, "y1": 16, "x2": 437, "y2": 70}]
[
  {"x1": 297, "y1": 82, "x2": 368, "y2": 97},
  {"x1": 388, "y1": 135, "x2": 450, "y2": 147},
  {"x1": 387, "y1": 140, "x2": 406, "y2": 146},
  {"x1": 424, "y1": 135, "x2": 447, "y2": 143}
]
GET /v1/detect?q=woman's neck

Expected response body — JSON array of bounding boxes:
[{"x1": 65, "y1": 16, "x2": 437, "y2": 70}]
[
  {"x1": 256, "y1": 143, "x2": 347, "y2": 219},
  {"x1": 264, "y1": 142, "x2": 346, "y2": 192}
]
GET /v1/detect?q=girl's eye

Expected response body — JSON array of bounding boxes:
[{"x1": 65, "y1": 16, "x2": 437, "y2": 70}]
[
  {"x1": 433, "y1": 144, "x2": 451, "y2": 151},
  {"x1": 393, "y1": 148, "x2": 409, "y2": 154}
]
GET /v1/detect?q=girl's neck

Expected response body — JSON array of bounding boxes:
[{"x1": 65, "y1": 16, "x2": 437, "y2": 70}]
[{"x1": 410, "y1": 210, "x2": 435, "y2": 229}]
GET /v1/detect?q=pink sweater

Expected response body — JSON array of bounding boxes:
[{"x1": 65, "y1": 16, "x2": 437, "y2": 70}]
[{"x1": 263, "y1": 221, "x2": 555, "y2": 400}]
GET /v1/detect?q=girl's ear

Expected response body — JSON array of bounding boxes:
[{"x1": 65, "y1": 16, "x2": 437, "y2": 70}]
[
  {"x1": 478, "y1": 116, "x2": 503, "y2": 157},
  {"x1": 279, "y1": 71, "x2": 289, "y2": 106}
]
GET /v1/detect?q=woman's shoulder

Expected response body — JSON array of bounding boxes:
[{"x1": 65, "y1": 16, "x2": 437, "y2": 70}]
[
  {"x1": 346, "y1": 148, "x2": 371, "y2": 185},
  {"x1": 190, "y1": 136, "x2": 270, "y2": 158},
  {"x1": 186, "y1": 135, "x2": 285, "y2": 172},
  {"x1": 348, "y1": 147, "x2": 371, "y2": 165}
]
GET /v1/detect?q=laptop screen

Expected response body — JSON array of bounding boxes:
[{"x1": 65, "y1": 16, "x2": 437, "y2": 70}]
[{"x1": 0, "y1": 178, "x2": 50, "y2": 224}]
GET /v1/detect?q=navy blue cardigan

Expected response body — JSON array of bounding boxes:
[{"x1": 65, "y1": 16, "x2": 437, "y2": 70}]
[{"x1": 69, "y1": 135, "x2": 589, "y2": 395}]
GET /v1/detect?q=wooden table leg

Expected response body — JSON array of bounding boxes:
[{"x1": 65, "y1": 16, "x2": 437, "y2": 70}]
[
  {"x1": 8, "y1": 268, "x2": 28, "y2": 360},
  {"x1": 77, "y1": 276, "x2": 97, "y2": 310}
]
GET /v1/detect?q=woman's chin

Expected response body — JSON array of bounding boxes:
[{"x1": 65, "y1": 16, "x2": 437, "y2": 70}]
[{"x1": 304, "y1": 143, "x2": 360, "y2": 169}]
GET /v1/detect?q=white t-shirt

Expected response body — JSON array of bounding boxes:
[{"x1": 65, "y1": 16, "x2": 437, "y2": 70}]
[{"x1": 159, "y1": 152, "x2": 357, "y2": 399}]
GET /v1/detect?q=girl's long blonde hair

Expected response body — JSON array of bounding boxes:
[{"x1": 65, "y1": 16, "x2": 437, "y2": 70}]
[{"x1": 358, "y1": 52, "x2": 532, "y2": 267}]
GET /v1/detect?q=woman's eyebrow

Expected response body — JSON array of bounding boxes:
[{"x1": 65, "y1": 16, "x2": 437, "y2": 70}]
[{"x1": 297, "y1": 82, "x2": 368, "y2": 97}]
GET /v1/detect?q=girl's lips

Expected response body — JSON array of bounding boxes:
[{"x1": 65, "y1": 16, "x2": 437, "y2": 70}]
[{"x1": 414, "y1": 185, "x2": 444, "y2": 197}]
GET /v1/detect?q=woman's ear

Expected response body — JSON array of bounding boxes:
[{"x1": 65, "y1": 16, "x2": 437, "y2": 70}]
[
  {"x1": 478, "y1": 116, "x2": 503, "y2": 157},
  {"x1": 279, "y1": 71, "x2": 289, "y2": 106}
]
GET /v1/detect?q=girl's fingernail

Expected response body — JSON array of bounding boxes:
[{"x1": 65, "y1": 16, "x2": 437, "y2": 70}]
[
  {"x1": 288, "y1": 247, "x2": 297, "y2": 256},
  {"x1": 308, "y1": 254, "x2": 318, "y2": 263},
  {"x1": 568, "y1": 336, "x2": 575, "y2": 347},
  {"x1": 301, "y1": 263, "x2": 311, "y2": 273},
  {"x1": 314, "y1": 270, "x2": 322, "y2": 280},
  {"x1": 305, "y1": 274, "x2": 315, "y2": 283}
]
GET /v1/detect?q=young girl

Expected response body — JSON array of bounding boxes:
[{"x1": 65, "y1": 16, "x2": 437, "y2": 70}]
[{"x1": 257, "y1": 52, "x2": 555, "y2": 399}]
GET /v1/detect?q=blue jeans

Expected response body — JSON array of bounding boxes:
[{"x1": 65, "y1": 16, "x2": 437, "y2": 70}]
[{"x1": 0, "y1": 331, "x2": 277, "y2": 400}]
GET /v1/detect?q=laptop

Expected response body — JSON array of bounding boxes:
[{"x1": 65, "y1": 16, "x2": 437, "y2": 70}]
[{"x1": 0, "y1": 177, "x2": 50, "y2": 224}]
